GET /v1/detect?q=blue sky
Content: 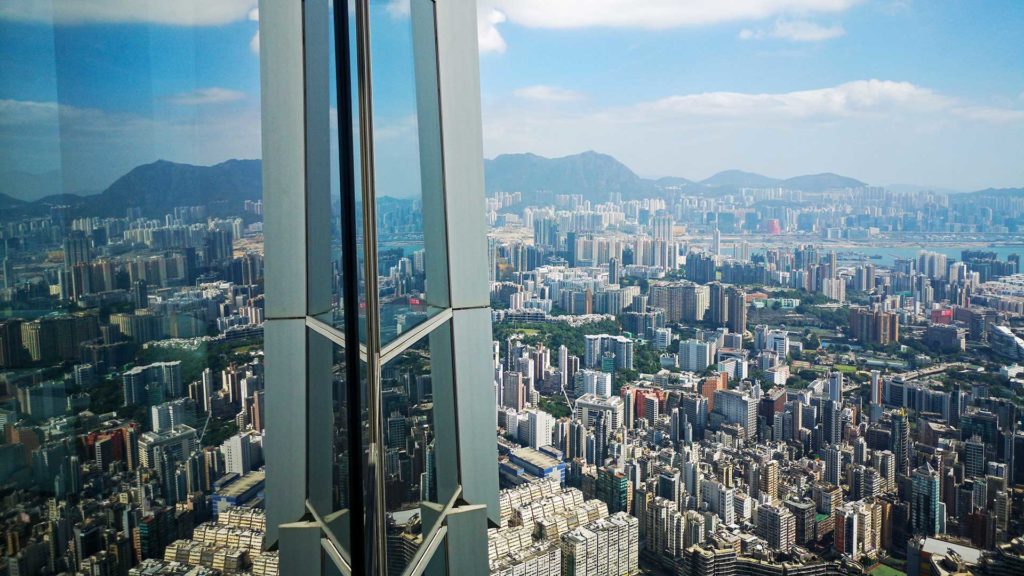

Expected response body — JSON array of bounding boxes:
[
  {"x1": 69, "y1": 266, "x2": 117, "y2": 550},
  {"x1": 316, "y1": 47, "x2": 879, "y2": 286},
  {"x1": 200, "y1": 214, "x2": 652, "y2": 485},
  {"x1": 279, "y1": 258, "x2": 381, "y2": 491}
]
[
  {"x1": 0, "y1": 0, "x2": 1021, "y2": 195},
  {"x1": 477, "y1": 0, "x2": 1024, "y2": 188}
]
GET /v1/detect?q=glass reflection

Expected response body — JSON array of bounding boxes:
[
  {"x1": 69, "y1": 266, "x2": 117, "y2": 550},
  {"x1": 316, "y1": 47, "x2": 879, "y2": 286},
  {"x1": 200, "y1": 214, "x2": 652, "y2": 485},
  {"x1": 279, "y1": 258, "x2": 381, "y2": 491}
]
[
  {"x1": 367, "y1": 0, "x2": 448, "y2": 345},
  {"x1": 380, "y1": 323, "x2": 448, "y2": 573}
]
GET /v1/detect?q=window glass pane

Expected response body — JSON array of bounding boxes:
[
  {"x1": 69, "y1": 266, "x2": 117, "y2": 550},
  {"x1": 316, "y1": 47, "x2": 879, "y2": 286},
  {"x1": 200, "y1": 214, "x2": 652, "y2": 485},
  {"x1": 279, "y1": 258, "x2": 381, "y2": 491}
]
[
  {"x1": 305, "y1": 328, "x2": 354, "y2": 564},
  {"x1": 0, "y1": 4, "x2": 267, "y2": 572},
  {"x1": 380, "y1": 321, "x2": 452, "y2": 573},
  {"x1": 328, "y1": 0, "x2": 363, "y2": 334},
  {"x1": 368, "y1": 0, "x2": 449, "y2": 346}
]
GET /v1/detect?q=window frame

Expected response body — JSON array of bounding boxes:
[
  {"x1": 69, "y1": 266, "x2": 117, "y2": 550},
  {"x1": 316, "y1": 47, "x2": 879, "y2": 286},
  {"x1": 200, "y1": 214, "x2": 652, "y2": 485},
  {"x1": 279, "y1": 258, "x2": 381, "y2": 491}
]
[{"x1": 260, "y1": 1, "x2": 497, "y2": 574}]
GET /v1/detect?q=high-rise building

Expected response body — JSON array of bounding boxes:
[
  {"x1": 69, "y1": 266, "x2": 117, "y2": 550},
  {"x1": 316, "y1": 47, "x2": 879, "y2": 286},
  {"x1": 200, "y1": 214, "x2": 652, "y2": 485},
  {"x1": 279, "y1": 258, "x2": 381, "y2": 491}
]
[
  {"x1": 702, "y1": 480, "x2": 735, "y2": 525},
  {"x1": 679, "y1": 393, "x2": 709, "y2": 440},
  {"x1": 711, "y1": 389, "x2": 757, "y2": 438},
  {"x1": 708, "y1": 282, "x2": 728, "y2": 327},
  {"x1": 911, "y1": 465, "x2": 943, "y2": 536},
  {"x1": 596, "y1": 467, "x2": 630, "y2": 513},
  {"x1": 575, "y1": 369, "x2": 613, "y2": 398},
  {"x1": 680, "y1": 339, "x2": 713, "y2": 372},
  {"x1": 726, "y1": 286, "x2": 746, "y2": 335},
  {"x1": 892, "y1": 409, "x2": 911, "y2": 477},
  {"x1": 823, "y1": 399, "x2": 843, "y2": 445},
  {"x1": 574, "y1": 394, "x2": 625, "y2": 430},
  {"x1": 222, "y1": 432, "x2": 255, "y2": 476},
  {"x1": 123, "y1": 362, "x2": 183, "y2": 407},
  {"x1": 965, "y1": 436, "x2": 987, "y2": 478},
  {"x1": 835, "y1": 505, "x2": 860, "y2": 558},
  {"x1": 849, "y1": 306, "x2": 900, "y2": 345},
  {"x1": 757, "y1": 502, "x2": 795, "y2": 551},
  {"x1": 526, "y1": 409, "x2": 554, "y2": 450},
  {"x1": 138, "y1": 425, "x2": 198, "y2": 470},
  {"x1": 759, "y1": 460, "x2": 780, "y2": 502},
  {"x1": 784, "y1": 498, "x2": 817, "y2": 545},
  {"x1": 583, "y1": 334, "x2": 634, "y2": 370},
  {"x1": 828, "y1": 371, "x2": 844, "y2": 403},
  {"x1": 151, "y1": 398, "x2": 196, "y2": 433},
  {"x1": 560, "y1": 513, "x2": 639, "y2": 576},
  {"x1": 501, "y1": 371, "x2": 526, "y2": 411},
  {"x1": 825, "y1": 445, "x2": 843, "y2": 486},
  {"x1": 869, "y1": 370, "x2": 882, "y2": 405},
  {"x1": 0, "y1": 320, "x2": 26, "y2": 368}
]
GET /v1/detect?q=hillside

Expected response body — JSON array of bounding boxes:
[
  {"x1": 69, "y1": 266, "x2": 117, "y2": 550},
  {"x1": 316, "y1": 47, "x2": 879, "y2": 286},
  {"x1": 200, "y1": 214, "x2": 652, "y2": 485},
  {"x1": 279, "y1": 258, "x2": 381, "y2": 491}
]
[{"x1": 484, "y1": 151, "x2": 655, "y2": 200}]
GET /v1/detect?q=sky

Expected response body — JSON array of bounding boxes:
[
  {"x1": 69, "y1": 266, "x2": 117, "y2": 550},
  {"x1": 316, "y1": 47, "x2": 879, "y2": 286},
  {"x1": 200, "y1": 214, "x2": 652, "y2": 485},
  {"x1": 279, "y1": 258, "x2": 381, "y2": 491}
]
[{"x1": 0, "y1": 0, "x2": 1021, "y2": 196}]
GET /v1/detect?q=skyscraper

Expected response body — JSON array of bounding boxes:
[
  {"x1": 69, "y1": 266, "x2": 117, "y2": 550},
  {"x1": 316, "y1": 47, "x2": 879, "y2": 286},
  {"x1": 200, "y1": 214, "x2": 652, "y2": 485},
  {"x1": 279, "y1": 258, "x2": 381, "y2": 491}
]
[
  {"x1": 726, "y1": 286, "x2": 746, "y2": 335},
  {"x1": 892, "y1": 409, "x2": 911, "y2": 477},
  {"x1": 825, "y1": 445, "x2": 843, "y2": 486},
  {"x1": 869, "y1": 370, "x2": 882, "y2": 405},
  {"x1": 823, "y1": 398, "x2": 843, "y2": 445},
  {"x1": 712, "y1": 388, "x2": 758, "y2": 438},
  {"x1": 911, "y1": 465, "x2": 943, "y2": 536},
  {"x1": 757, "y1": 503, "x2": 795, "y2": 551},
  {"x1": 708, "y1": 282, "x2": 728, "y2": 327}
]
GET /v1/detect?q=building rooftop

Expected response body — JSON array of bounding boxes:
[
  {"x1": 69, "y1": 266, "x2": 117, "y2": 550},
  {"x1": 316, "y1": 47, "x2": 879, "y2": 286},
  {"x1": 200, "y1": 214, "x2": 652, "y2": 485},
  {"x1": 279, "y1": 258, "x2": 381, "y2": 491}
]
[{"x1": 217, "y1": 470, "x2": 266, "y2": 498}]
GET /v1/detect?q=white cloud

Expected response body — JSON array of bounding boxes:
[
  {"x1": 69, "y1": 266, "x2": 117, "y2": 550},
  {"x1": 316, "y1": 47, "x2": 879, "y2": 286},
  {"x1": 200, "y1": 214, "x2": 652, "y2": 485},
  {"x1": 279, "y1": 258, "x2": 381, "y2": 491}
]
[
  {"x1": 482, "y1": 79, "x2": 1024, "y2": 190},
  {"x1": 485, "y1": 0, "x2": 860, "y2": 29},
  {"x1": 478, "y1": 9, "x2": 508, "y2": 54},
  {"x1": 168, "y1": 88, "x2": 246, "y2": 106},
  {"x1": 479, "y1": 0, "x2": 861, "y2": 51},
  {"x1": 514, "y1": 85, "x2": 584, "y2": 102},
  {"x1": 0, "y1": 0, "x2": 258, "y2": 26},
  {"x1": 637, "y1": 80, "x2": 951, "y2": 119},
  {"x1": 385, "y1": 0, "x2": 410, "y2": 18},
  {"x1": 0, "y1": 99, "x2": 61, "y2": 126},
  {"x1": 740, "y1": 19, "x2": 846, "y2": 41},
  {"x1": 953, "y1": 105, "x2": 1024, "y2": 124},
  {"x1": 247, "y1": 7, "x2": 260, "y2": 55}
]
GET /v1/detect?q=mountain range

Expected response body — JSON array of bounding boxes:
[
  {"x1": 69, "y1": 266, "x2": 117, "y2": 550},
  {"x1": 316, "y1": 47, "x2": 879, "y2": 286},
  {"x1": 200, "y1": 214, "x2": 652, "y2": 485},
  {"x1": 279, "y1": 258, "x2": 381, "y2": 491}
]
[
  {"x1": 0, "y1": 159, "x2": 261, "y2": 220},
  {"x1": 0, "y1": 152, "x2": 1016, "y2": 221},
  {"x1": 484, "y1": 151, "x2": 868, "y2": 200}
]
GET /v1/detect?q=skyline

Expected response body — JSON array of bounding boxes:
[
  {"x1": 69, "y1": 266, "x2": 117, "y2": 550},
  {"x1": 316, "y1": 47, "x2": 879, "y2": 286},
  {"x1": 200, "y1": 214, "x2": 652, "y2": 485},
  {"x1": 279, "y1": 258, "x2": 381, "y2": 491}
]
[
  {"x1": 4, "y1": 3, "x2": 1024, "y2": 574},
  {"x1": 0, "y1": 0, "x2": 1022, "y2": 193}
]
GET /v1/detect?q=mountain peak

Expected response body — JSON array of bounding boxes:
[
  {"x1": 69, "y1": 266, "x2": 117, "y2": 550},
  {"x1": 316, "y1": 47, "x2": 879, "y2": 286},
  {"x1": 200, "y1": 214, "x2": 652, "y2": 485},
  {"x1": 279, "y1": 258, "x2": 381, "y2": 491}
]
[
  {"x1": 782, "y1": 172, "x2": 866, "y2": 191},
  {"x1": 701, "y1": 170, "x2": 781, "y2": 189},
  {"x1": 485, "y1": 151, "x2": 653, "y2": 199}
]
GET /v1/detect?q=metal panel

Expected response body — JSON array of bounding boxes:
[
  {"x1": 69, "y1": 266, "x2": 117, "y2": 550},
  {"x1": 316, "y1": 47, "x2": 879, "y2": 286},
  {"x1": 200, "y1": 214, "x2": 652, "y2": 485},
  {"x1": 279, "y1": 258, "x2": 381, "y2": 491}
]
[
  {"x1": 411, "y1": 0, "x2": 450, "y2": 310},
  {"x1": 450, "y1": 308, "x2": 500, "y2": 522},
  {"x1": 307, "y1": 326, "x2": 334, "y2": 517},
  {"x1": 322, "y1": 538, "x2": 352, "y2": 576},
  {"x1": 279, "y1": 521, "x2": 326, "y2": 576},
  {"x1": 406, "y1": 526, "x2": 448, "y2": 576},
  {"x1": 426, "y1": 320, "x2": 460, "y2": 503},
  {"x1": 264, "y1": 318, "x2": 308, "y2": 547},
  {"x1": 434, "y1": 0, "x2": 490, "y2": 310},
  {"x1": 304, "y1": 0, "x2": 333, "y2": 318},
  {"x1": 443, "y1": 505, "x2": 490, "y2": 575},
  {"x1": 260, "y1": 0, "x2": 308, "y2": 320}
]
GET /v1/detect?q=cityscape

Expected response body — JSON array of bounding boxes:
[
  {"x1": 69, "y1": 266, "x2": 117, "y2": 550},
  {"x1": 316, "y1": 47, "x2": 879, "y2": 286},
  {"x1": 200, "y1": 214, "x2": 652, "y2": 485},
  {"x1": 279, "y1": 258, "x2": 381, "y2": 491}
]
[
  {"x1": 5, "y1": 150, "x2": 1024, "y2": 574},
  {"x1": 2, "y1": 1, "x2": 1024, "y2": 576}
]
